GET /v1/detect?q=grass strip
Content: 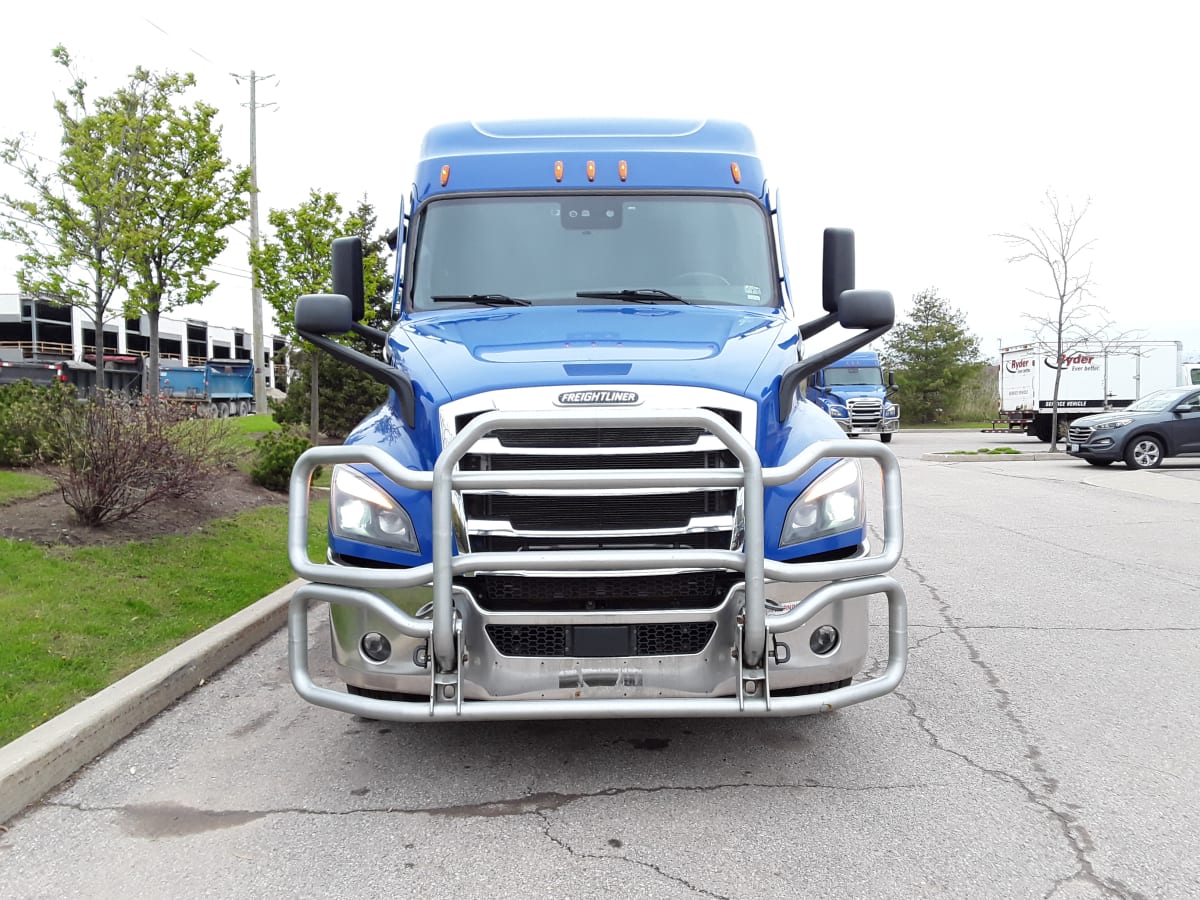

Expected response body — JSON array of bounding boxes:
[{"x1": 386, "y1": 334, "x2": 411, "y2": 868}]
[
  {"x1": 0, "y1": 470, "x2": 56, "y2": 505},
  {"x1": 0, "y1": 499, "x2": 327, "y2": 747}
]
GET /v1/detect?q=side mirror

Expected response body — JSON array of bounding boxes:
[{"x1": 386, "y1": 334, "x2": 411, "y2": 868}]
[
  {"x1": 295, "y1": 293, "x2": 354, "y2": 335},
  {"x1": 295, "y1": 292, "x2": 416, "y2": 428},
  {"x1": 837, "y1": 290, "x2": 894, "y2": 330},
  {"x1": 332, "y1": 237, "x2": 365, "y2": 322},
  {"x1": 822, "y1": 228, "x2": 855, "y2": 313},
  {"x1": 800, "y1": 227, "x2": 856, "y2": 340},
  {"x1": 887, "y1": 372, "x2": 899, "y2": 395}
]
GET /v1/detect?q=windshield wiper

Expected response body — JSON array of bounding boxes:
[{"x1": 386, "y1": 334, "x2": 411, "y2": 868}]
[
  {"x1": 430, "y1": 293, "x2": 531, "y2": 306},
  {"x1": 575, "y1": 288, "x2": 691, "y2": 304}
]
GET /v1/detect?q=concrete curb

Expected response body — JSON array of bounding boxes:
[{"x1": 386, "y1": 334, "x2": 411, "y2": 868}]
[
  {"x1": 0, "y1": 578, "x2": 303, "y2": 825},
  {"x1": 921, "y1": 452, "x2": 1070, "y2": 462}
]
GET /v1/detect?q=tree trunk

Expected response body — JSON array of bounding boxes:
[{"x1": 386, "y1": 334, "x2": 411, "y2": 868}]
[
  {"x1": 147, "y1": 307, "x2": 161, "y2": 401},
  {"x1": 94, "y1": 307, "x2": 106, "y2": 392}
]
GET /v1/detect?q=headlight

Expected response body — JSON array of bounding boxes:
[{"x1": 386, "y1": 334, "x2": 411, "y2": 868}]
[
  {"x1": 884, "y1": 403, "x2": 899, "y2": 418},
  {"x1": 1094, "y1": 418, "x2": 1131, "y2": 430},
  {"x1": 827, "y1": 404, "x2": 848, "y2": 418},
  {"x1": 780, "y1": 459, "x2": 865, "y2": 547},
  {"x1": 330, "y1": 465, "x2": 419, "y2": 552}
]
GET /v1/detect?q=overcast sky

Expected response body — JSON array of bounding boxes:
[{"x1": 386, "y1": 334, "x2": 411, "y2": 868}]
[{"x1": 3, "y1": 0, "x2": 1198, "y2": 362}]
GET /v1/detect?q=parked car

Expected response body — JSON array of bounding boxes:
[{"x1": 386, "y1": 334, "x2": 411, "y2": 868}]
[{"x1": 1066, "y1": 386, "x2": 1200, "y2": 469}]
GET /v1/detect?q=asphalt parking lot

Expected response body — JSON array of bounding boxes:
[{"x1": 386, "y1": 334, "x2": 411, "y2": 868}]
[{"x1": 2, "y1": 428, "x2": 1197, "y2": 899}]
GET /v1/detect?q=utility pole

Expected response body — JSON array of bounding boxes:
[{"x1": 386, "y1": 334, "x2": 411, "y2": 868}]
[{"x1": 232, "y1": 70, "x2": 275, "y2": 413}]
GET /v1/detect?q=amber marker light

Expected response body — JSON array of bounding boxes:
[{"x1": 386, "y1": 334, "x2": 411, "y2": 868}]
[
  {"x1": 586, "y1": 160, "x2": 596, "y2": 182},
  {"x1": 618, "y1": 160, "x2": 628, "y2": 181},
  {"x1": 730, "y1": 162, "x2": 742, "y2": 184},
  {"x1": 554, "y1": 160, "x2": 564, "y2": 182},
  {"x1": 440, "y1": 165, "x2": 451, "y2": 187}
]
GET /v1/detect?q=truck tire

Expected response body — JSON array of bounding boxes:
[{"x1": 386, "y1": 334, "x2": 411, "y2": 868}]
[
  {"x1": 880, "y1": 432, "x2": 893, "y2": 444},
  {"x1": 1124, "y1": 435, "x2": 1164, "y2": 469},
  {"x1": 237, "y1": 400, "x2": 250, "y2": 417},
  {"x1": 217, "y1": 401, "x2": 230, "y2": 418},
  {"x1": 1033, "y1": 415, "x2": 1054, "y2": 443}
]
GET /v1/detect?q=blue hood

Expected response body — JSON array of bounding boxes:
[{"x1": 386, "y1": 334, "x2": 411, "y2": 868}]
[{"x1": 393, "y1": 305, "x2": 790, "y2": 401}]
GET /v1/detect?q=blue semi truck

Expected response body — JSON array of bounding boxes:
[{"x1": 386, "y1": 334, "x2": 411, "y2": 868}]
[
  {"x1": 805, "y1": 350, "x2": 899, "y2": 442},
  {"x1": 286, "y1": 119, "x2": 907, "y2": 721},
  {"x1": 159, "y1": 359, "x2": 254, "y2": 417}
]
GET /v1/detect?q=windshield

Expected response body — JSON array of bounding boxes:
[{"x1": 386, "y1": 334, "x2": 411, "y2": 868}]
[
  {"x1": 1126, "y1": 389, "x2": 1191, "y2": 412},
  {"x1": 409, "y1": 194, "x2": 776, "y2": 311},
  {"x1": 825, "y1": 366, "x2": 883, "y2": 387}
]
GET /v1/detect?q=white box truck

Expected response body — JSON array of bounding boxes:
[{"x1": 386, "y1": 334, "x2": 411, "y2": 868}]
[{"x1": 987, "y1": 340, "x2": 1185, "y2": 441}]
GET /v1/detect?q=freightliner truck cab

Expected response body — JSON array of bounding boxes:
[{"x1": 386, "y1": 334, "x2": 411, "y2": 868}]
[
  {"x1": 286, "y1": 119, "x2": 907, "y2": 721},
  {"x1": 805, "y1": 350, "x2": 900, "y2": 442}
]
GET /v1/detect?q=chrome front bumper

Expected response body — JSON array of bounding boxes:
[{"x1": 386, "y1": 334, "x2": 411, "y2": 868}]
[{"x1": 286, "y1": 408, "x2": 907, "y2": 720}]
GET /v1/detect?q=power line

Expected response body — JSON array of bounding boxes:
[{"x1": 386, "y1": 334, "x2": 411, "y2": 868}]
[{"x1": 205, "y1": 265, "x2": 252, "y2": 280}]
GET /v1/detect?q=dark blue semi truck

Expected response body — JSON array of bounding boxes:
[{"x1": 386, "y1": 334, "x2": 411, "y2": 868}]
[
  {"x1": 286, "y1": 119, "x2": 907, "y2": 721},
  {"x1": 805, "y1": 350, "x2": 900, "y2": 442}
]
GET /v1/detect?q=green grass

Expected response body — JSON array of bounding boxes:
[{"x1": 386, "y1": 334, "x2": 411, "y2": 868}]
[
  {"x1": 0, "y1": 499, "x2": 328, "y2": 747},
  {"x1": 944, "y1": 447, "x2": 1021, "y2": 455},
  {"x1": 0, "y1": 470, "x2": 56, "y2": 504},
  {"x1": 225, "y1": 412, "x2": 280, "y2": 439}
]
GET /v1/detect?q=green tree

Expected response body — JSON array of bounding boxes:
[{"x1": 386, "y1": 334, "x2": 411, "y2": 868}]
[
  {"x1": 1, "y1": 47, "x2": 162, "y2": 385},
  {"x1": 252, "y1": 192, "x2": 391, "y2": 442},
  {"x1": 125, "y1": 89, "x2": 249, "y2": 399},
  {"x1": 881, "y1": 289, "x2": 983, "y2": 424}
]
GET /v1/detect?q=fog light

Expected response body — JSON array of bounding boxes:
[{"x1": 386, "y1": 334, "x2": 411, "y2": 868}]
[
  {"x1": 361, "y1": 632, "x2": 392, "y2": 662},
  {"x1": 809, "y1": 625, "x2": 839, "y2": 656}
]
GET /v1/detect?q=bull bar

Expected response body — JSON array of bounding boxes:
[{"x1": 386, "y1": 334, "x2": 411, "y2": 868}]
[{"x1": 286, "y1": 408, "x2": 907, "y2": 720}]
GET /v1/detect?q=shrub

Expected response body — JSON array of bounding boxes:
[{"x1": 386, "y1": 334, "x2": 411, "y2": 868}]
[
  {"x1": 42, "y1": 392, "x2": 236, "y2": 526},
  {"x1": 0, "y1": 380, "x2": 77, "y2": 466},
  {"x1": 250, "y1": 430, "x2": 314, "y2": 492}
]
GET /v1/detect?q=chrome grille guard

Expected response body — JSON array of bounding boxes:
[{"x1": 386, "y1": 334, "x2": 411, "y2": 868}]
[{"x1": 286, "y1": 408, "x2": 907, "y2": 720}]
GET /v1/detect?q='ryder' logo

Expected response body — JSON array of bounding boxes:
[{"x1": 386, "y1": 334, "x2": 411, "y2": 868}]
[
  {"x1": 1044, "y1": 353, "x2": 1095, "y2": 369},
  {"x1": 1005, "y1": 359, "x2": 1034, "y2": 372}
]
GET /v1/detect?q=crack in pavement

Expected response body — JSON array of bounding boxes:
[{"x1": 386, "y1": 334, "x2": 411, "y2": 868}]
[
  {"x1": 898, "y1": 555, "x2": 1148, "y2": 900},
  {"x1": 533, "y1": 809, "x2": 731, "y2": 900},
  {"x1": 45, "y1": 779, "x2": 947, "y2": 831}
]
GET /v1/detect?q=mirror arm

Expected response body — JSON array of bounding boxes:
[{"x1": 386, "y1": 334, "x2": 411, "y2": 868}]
[
  {"x1": 797, "y1": 311, "x2": 838, "y2": 341},
  {"x1": 298, "y1": 328, "x2": 416, "y2": 428},
  {"x1": 350, "y1": 321, "x2": 389, "y2": 348},
  {"x1": 778, "y1": 324, "x2": 891, "y2": 422}
]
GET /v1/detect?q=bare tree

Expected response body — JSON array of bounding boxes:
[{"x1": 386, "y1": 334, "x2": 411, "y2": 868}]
[{"x1": 997, "y1": 190, "x2": 1106, "y2": 449}]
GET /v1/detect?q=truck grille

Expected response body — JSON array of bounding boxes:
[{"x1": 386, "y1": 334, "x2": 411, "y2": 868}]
[
  {"x1": 1068, "y1": 425, "x2": 1094, "y2": 443},
  {"x1": 470, "y1": 572, "x2": 741, "y2": 611},
  {"x1": 453, "y1": 401, "x2": 746, "y2": 566},
  {"x1": 847, "y1": 397, "x2": 883, "y2": 427},
  {"x1": 464, "y1": 492, "x2": 736, "y2": 530},
  {"x1": 486, "y1": 622, "x2": 716, "y2": 657}
]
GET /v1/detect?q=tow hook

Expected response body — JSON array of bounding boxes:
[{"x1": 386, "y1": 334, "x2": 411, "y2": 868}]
[{"x1": 769, "y1": 636, "x2": 791, "y2": 665}]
